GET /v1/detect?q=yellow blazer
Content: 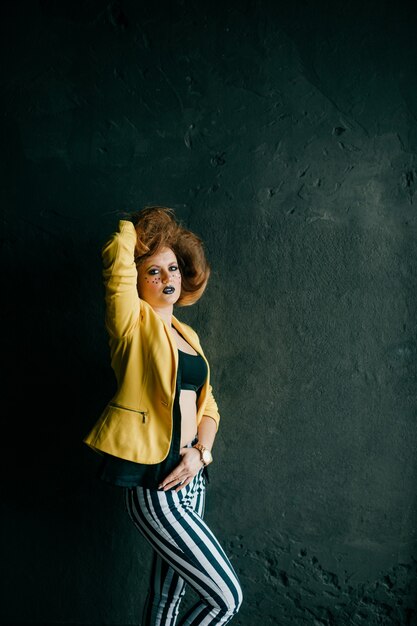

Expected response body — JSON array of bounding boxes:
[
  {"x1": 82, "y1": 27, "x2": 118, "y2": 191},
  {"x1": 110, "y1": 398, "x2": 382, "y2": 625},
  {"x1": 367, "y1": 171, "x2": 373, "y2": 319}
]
[{"x1": 82, "y1": 220, "x2": 220, "y2": 464}]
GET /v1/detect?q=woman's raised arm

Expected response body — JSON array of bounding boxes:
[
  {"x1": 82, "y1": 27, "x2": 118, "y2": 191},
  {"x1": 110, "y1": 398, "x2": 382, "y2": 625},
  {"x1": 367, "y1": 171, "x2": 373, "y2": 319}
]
[{"x1": 102, "y1": 220, "x2": 141, "y2": 338}]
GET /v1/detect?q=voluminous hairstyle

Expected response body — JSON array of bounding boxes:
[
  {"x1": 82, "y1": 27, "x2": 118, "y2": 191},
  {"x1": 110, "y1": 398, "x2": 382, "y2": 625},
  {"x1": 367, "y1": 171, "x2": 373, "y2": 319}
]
[{"x1": 127, "y1": 205, "x2": 211, "y2": 306}]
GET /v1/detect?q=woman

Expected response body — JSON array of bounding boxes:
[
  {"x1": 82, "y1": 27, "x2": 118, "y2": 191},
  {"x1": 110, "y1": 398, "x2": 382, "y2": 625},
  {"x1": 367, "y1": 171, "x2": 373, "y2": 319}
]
[{"x1": 83, "y1": 206, "x2": 243, "y2": 626}]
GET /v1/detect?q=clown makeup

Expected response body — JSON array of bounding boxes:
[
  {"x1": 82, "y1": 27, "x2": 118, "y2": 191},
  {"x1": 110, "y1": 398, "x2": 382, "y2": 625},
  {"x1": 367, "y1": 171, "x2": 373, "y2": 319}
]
[{"x1": 136, "y1": 246, "x2": 182, "y2": 308}]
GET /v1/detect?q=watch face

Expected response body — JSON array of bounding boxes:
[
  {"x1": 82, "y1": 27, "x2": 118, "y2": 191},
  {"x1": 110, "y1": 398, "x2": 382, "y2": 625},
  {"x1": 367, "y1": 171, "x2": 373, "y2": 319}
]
[{"x1": 202, "y1": 449, "x2": 212, "y2": 463}]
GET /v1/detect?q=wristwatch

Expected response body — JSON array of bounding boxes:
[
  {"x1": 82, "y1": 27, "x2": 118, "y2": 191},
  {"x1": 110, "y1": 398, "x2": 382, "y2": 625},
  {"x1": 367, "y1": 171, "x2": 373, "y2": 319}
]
[{"x1": 193, "y1": 443, "x2": 213, "y2": 466}]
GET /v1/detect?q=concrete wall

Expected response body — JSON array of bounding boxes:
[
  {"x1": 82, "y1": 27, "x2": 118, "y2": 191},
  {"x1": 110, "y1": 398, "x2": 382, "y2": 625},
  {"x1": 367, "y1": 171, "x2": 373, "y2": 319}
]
[{"x1": 1, "y1": 1, "x2": 416, "y2": 624}]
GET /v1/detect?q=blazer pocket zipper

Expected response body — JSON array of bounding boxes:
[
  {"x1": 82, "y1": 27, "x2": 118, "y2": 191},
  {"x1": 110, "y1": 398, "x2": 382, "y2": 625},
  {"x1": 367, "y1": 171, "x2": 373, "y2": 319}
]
[{"x1": 108, "y1": 402, "x2": 148, "y2": 423}]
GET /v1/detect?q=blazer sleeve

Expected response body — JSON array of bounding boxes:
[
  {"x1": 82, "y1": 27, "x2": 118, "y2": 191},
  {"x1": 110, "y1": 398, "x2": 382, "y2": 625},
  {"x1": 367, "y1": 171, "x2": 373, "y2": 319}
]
[
  {"x1": 102, "y1": 219, "x2": 140, "y2": 338},
  {"x1": 203, "y1": 383, "x2": 221, "y2": 432}
]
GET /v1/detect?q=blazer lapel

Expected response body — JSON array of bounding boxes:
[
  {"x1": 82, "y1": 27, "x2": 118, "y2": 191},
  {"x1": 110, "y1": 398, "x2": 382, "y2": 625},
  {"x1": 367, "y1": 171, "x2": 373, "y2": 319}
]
[{"x1": 171, "y1": 316, "x2": 201, "y2": 355}]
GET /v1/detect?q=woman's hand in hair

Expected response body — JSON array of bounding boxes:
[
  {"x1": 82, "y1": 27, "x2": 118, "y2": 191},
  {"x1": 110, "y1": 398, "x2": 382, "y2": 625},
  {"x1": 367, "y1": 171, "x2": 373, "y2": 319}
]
[{"x1": 158, "y1": 447, "x2": 204, "y2": 493}]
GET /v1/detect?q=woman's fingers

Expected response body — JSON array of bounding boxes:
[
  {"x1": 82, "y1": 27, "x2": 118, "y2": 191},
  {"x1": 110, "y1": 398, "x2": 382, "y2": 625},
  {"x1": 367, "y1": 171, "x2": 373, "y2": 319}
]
[
  {"x1": 158, "y1": 448, "x2": 204, "y2": 491},
  {"x1": 158, "y1": 463, "x2": 201, "y2": 491},
  {"x1": 174, "y1": 476, "x2": 192, "y2": 492},
  {"x1": 158, "y1": 465, "x2": 188, "y2": 490},
  {"x1": 158, "y1": 472, "x2": 189, "y2": 491}
]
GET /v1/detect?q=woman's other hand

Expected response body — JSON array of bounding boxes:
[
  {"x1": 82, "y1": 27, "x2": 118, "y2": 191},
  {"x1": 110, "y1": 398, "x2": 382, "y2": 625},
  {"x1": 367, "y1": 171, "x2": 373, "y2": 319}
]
[{"x1": 158, "y1": 447, "x2": 204, "y2": 492}]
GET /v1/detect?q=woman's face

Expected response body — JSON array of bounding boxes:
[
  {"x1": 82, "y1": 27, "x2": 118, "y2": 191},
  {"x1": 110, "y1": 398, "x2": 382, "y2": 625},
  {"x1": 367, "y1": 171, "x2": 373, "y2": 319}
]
[{"x1": 137, "y1": 246, "x2": 182, "y2": 308}]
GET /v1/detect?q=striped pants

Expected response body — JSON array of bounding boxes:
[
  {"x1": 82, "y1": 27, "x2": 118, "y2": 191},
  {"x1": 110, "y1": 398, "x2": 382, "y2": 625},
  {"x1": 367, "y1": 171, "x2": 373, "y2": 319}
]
[{"x1": 124, "y1": 445, "x2": 243, "y2": 625}]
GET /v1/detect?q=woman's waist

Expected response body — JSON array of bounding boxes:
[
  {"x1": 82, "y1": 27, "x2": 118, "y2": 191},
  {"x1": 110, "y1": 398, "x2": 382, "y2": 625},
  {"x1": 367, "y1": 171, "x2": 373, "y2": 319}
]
[
  {"x1": 179, "y1": 391, "x2": 198, "y2": 446},
  {"x1": 179, "y1": 390, "x2": 198, "y2": 416}
]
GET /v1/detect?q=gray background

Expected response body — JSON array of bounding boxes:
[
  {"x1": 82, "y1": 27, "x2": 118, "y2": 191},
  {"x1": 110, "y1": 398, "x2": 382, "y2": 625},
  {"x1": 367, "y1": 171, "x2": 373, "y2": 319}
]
[{"x1": 1, "y1": 0, "x2": 416, "y2": 624}]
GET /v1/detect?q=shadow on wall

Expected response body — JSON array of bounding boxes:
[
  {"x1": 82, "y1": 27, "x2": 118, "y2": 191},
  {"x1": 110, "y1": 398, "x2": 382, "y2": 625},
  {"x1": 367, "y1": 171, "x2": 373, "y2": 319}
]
[{"x1": 2, "y1": 233, "x2": 114, "y2": 508}]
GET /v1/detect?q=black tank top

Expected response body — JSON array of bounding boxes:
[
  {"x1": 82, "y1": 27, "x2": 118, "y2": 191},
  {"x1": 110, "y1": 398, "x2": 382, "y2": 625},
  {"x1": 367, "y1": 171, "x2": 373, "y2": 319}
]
[{"x1": 178, "y1": 349, "x2": 208, "y2": 391}]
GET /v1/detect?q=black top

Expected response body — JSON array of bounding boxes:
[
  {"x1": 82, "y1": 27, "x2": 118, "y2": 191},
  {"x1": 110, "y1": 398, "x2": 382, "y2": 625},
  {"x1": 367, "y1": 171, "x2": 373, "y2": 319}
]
[
  {"x1": 97, "y1": 344, "x2": 210, "y2": 489},
  {"x1": 178, "y1": 348, "x2": 208, "y2": 391}
]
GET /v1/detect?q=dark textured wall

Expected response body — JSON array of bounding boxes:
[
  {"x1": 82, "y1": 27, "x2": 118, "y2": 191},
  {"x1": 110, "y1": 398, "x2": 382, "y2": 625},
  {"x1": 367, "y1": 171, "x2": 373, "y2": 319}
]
[{"x1": 1, "y1": 1, "x2": 416, "y2": 624}]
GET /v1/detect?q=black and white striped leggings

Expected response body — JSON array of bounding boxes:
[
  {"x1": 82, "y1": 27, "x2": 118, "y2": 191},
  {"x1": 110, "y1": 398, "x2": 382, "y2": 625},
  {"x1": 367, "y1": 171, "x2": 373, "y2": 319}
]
[{"x1": 124, "y1": 443, "x2": 243, "y2": 626}]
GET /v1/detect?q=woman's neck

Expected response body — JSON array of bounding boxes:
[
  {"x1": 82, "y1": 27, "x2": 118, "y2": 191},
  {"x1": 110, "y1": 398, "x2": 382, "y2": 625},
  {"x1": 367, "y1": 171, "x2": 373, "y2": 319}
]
[{"x1": 152, "y1": 304, "x2": 173, "y2": 327}]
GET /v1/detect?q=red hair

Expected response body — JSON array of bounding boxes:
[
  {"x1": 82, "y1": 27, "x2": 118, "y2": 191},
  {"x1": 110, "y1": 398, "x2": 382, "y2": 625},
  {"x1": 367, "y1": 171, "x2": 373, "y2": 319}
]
[{"x1": 127, "y1": 205, "x2": 211, "y2": 306}]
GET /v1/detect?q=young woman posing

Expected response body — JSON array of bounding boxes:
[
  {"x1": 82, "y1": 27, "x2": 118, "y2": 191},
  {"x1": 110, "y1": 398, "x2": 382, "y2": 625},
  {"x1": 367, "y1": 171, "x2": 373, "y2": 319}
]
[{"x1": 83, "y1": 206, "x2": 243, "y2": 626}]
